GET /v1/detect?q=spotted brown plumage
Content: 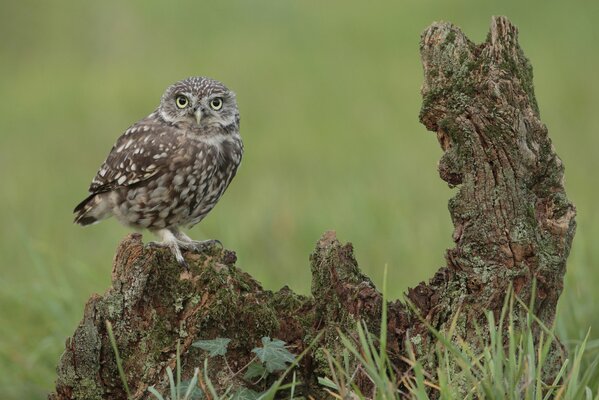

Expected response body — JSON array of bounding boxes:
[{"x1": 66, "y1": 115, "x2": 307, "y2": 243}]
[{"x1": 74, "y1": 77, "x2": 243, "y2": 267}]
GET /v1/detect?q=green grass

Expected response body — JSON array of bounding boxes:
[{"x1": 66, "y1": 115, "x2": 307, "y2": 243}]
[
  {"x1": 124, "y1": 277, "x2": 599, "y2": 399},
  {"x1": 323, "y1": 285, "x2": 599, "y2": 399},
  {"x1": 0, "y1": 0, "x2": 598, "y2": 398}
]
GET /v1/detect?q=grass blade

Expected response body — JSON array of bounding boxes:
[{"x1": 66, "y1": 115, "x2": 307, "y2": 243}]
[{"x1": 106, "y1": 320, "x2": 131, "y2": 399}]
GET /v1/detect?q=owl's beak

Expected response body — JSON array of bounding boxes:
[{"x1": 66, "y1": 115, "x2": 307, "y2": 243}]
[{"x1": 194, "y1": 109, "x2": 203, "y2": 125}]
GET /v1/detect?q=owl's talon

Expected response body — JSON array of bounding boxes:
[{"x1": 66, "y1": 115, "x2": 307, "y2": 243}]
[
  {"x1": 146, "y1": 241, "x2": 166, "y2": 249},
  {"x1": 146, "y1": 231, "x2": 190, "y2": 268},
  {"x1": 181, "y1": 239, "x2": 222, "y2": 253},
  {"x1": 177, "y1": 257, "x2": 190, "y2": 270},
  {"x1": 201, "y1": 239, "x2": 222, "y2": 249}
]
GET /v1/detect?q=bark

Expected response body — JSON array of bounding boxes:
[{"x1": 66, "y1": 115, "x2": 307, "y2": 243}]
[{"x1": 50, "y1": 16, "x2": 575, "y2": 399}]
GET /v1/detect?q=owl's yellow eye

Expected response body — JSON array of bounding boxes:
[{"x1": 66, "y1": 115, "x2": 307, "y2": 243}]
[
  {"x1": 210, "y1": 97, "x2": 223, "y2": 111},
  {"x1": 175, "y1": 95, "x2": 189, "y2": 109}
]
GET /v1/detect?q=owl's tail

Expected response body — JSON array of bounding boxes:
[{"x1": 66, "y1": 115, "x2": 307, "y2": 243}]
[{"x1": 74, "y1": 192, "x2": 112, "y2": 226}]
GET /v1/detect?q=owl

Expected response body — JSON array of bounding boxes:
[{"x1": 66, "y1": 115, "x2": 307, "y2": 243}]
[{"x1": 74, "y1": 77, "x2": 243, "y2": 267}]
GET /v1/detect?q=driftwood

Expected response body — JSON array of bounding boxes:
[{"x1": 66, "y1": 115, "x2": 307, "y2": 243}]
[{"x1": 50, "y1": 16, "x2": 575, "y2": 399}]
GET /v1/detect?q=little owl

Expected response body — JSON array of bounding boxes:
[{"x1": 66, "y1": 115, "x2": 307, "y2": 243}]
[{"x1": 74, "y1": 77, "x2": 243, "y2": 267}]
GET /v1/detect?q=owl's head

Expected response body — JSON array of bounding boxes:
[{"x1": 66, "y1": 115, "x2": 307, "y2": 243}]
[{"x1": 158, "y1": 77, "x2": 239, "y2": 131}]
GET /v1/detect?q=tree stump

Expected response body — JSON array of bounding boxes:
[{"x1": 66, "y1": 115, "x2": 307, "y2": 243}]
[{"x1": 50, "y1": 16, "x2": 575, "y2": 399}]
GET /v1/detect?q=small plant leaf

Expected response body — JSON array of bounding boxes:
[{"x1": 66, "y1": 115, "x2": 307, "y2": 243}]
[
  {"x1": 317, "y1": 376, "x2": 338, "y2": 390},
  {"x1": 192, "y1": 337, "x2": 231, "y2": 357},
  {"x1": 243, "y1": 361, "x2": 268, "y2": 380},
  {"x1": 230, "y1": 387, "x2": 261, "y2": 400},
  {"x1": 251, "y1": 337, "x2": 296, "y2": 373},
  {"x1": 147, "y1": 386, "x2": 166, "y2": 400},
  {"x1": 178, "y1": 379, "x2": 203, "y2": 400}
]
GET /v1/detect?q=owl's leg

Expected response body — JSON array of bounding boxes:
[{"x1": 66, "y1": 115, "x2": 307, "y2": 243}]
[
  {"x1": 147, "y1": 229, "x2": 188, "y2": 268},
  {"x1": 171, "y1": 229, "x2": 222, "y2": 252}
]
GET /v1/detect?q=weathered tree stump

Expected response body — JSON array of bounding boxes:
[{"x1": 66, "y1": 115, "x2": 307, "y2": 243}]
[{"x1": 50, "y1": 16, "x2": 575, "y2": 399}]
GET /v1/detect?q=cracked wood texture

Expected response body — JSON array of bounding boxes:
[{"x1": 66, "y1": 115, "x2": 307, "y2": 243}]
[{"x1": 50, "y1": 16, "x2": 575, "y2": 399}]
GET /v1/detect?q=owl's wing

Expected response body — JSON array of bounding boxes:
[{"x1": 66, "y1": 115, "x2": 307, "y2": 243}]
[{"x1": 88, "y1": 116, "x2": 188, "y2": 193}]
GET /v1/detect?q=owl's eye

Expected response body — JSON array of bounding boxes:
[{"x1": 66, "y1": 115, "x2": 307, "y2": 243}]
[
  {"x1": 210, "y1": 97, "x2": 223, "y2": 111},
  {"x1": 175, "y1": 95, "x2": 189, "y2": 109}
]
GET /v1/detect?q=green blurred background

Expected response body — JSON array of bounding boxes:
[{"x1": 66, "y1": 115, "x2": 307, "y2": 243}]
[{"x1": 0, "y1": 0, "x2": 598, "y2": 397}]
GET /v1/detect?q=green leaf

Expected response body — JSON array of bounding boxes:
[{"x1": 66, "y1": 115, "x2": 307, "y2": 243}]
[
  {"x1": 243, "y1": 361, "x2": 268, "y2": 380},
  {"x1": 192, "y1": 337, "x2": 231, "y2": 357},
  {"x1": 178, "y1": 379, "x2": 203, "y2": 400},
  {"x1": 251, "y1": 337, "x2": 296, "y2": 373},
  {"x1": 230, "y1": 387, "x2": 261, "y2": 400},
  {"x1": 317, "y1": 376, "x2": 338, "y2": 390},
  {"x1": 147, "y1": 386, "x2": 166, "y2": 400}
]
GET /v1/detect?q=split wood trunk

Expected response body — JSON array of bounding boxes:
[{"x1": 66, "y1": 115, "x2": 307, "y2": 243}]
[{"x1": 50, "y1": 16, "x2": 575, "y2": 399}]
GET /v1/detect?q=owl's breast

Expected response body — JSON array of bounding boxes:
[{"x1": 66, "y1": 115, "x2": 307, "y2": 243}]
[
  {"x1": 184, "y1": 134, "x2": 243, "y2": 226},
  {"x1": 111, "y1": 133, "x2": 242, "y2": 230}
]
